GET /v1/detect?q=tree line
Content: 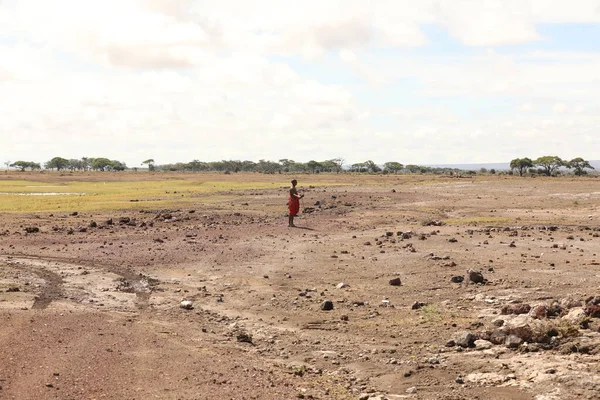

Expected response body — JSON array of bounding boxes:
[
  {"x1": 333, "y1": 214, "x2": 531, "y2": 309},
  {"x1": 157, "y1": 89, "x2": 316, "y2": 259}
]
[
  {"x1": 509, "y1": 156, "x2": 595, "y2": 177},
  {"x1": 7, "y1": 157, "x2": 127, "y2": 172},
  {"x1": 4, "y1": 155, "x2": 595, "y2": 176}
]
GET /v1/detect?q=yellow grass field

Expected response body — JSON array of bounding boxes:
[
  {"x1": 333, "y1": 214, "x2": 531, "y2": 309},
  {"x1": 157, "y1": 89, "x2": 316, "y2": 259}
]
[{"x1": 0, "y1": 172, "x2": 358, "y2": 213}]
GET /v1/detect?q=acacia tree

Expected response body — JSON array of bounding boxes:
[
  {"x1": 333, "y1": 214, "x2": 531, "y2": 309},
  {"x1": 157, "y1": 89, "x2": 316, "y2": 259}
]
[
  {"x1": 533, "y1": 156, "x2": 565, "y2": 176},
  {"x1": 142, "y1": 159, "x2": 156, "y2": 171},
  {"x1": 306, "y1": 160, "x2": 321, "y2": 173},
  {"x1": 45, "y1": 157, "x2": 69, "y2": 171},
  {"x1": 567, "y1": 157, "x2": 595, "y2": 176},
  {"x1": 404, "y1": 164, "x2": 420, "y2": 173},
  {"x1": 364, "y1": 160, "x2": 381, "y2": 173},
  {"x1": 384, "y1": 161, "x2": 404, "y2": 174},
  {"x1": 330, "y1": 158, "x2": 345, "y2": 173},
  {"x1": 509, "y1": 157, "x2": 533, "y2": 176},
  {"x1": 91, "y1": 158, "x2": 113, "y2": 171},
  {"x1": 10, "y1": 161, "x2": 41, "y2": 171}
]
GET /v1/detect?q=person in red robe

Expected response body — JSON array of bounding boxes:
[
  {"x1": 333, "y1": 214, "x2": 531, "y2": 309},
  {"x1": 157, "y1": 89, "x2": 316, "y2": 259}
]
[{"x1": 288, "y1": 179, "x2": 303, "y2": 227}]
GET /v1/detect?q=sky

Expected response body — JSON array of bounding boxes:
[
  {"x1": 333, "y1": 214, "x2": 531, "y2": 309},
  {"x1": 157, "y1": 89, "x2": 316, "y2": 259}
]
[{"x1": 1, "y1": 0, "x2": 600, "y2": 167}]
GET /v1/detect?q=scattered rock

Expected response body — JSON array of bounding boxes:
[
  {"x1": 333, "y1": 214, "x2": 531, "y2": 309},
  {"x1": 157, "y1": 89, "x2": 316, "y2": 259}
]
[
  {"x1": 236, "y1": 332, "x2": 253, "y2": 344},
  {"x1": 530, "y1": 304, "x2": 549, "y2": 319},
  {"x1": 422, "y1": 220, "x2": 445, "y2": 227},
  {"x1": 560, "y1": 297, "x2": 582, "y2": 309},
  {"x1": 179, "y1": 300, "x2": 194, "y2": 310},
  {"x1": 585, "y1": 305, "x2": 600, "y2": 318},
  {"x1": 336, "y1": 282, "x2": 349, "y2": 289},
  {"x1": 504, "y1": 314, "x2": 545, "y2": 343},
  {"x1": 321, "y1": 300, "x2": 334, "y2": 311},
  {"x1": 505, "y1": 334, "x2": 523, "y2": 349},
  {"x1": 468, "y1": 269, "x2": 485, "y2": 284},
  {"x1": 411, "y1": 301, "x2": 426, "y2": 310},
  {"x1": 489, "y1": 330, "x2": 507, "y2": 345},
  {"x1": 389, "y1": 278, "x2": 402, "y2": 286},
  {"x1": 501, "y1": 303, "x2": 531, "y2": 315},
  {"x1": 406, "y1": 386, "x2": 417, "y2": 394},
  {"x1": 454, "y1": 331, "x2": 475, "y2": 348},
  {"x1": 24, "y1": 227, "x2": 40, "y2": 234},
  {"x1": 474, "y1": 339, "x2": 493, "y2": 350},
  {"x1": 443, "y1": 261, "x2": 457, "y2": 267},
  {"x1": 563, "y1": 307, "x2": 588, "y2": 326},
  {"x1": 451, "y1": 275, "x2": 464, "y2": 283}
]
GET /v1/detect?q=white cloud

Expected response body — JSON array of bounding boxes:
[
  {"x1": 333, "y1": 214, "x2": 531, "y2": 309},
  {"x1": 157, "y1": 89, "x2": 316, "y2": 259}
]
[
  {"x1": 552, "y1": 103, "x2": 569, "y2": 113},
  {"x1": 520, "y1": 102, "x2": 536, "y2": 112},
  {"x1": 2, "y1": 0, "x2": 600, "y2": 166}
]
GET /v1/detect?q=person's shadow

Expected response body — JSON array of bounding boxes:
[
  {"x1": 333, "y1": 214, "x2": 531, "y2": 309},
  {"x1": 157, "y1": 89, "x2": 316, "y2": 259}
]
[{"x1": 291, "y1": 226, "x2": 315, "y2": 231}]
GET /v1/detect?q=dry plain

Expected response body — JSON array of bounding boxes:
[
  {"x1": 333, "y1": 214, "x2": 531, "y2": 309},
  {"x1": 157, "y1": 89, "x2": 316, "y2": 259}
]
[{"x1": 1, "y1": 171, "x2": 599, "y2": 400}]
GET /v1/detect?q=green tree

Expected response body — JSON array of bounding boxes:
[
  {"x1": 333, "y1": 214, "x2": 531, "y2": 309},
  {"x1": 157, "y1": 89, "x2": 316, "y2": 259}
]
[
  {"x1": 111, "y1": 160, "x2": 127, "y2": 171},
  {"x1": 329, "y1": 158, "x2": 345, "y2": 173},
  {"x1": 10, "y1": 161, "x2": 39, "y2": 171},
  {"x1": 567, "y1": 157, "x2": 595, "y2": 176},
  {"x1": 405, "y1": 164, "x2": 420, "y2": 173},
  {"x1": 384, "y1": 161, "x2": 404, "y2": 174},
  {"x1": 365, "y1": 160, "x2": 381, "y2": 173},
  {"x1": 306, "y1": 160, "x2": 321, "y2": 173},
  {"x1": 509, "y1": 158, "x2": 533, "y2": 176},
  {"x1": 81, "y1": 157, "x2": 91, "y2": 171},
  {"x1": 67, "y1": 159, "x2": 85, "y2": 171},
  {"x1": 351, "y1": 162, "x2": 367, "y2": 172},
  {"x1": 142, "y1": 159, "x2": 155, "y2": 171},
  {"x1": 91, "y1": 158, "x2": 113, "y2": 171},
  {"x1": 533, "y1": 156, "x2": 565, "y2": 176},
  {"x1": 45, "y1": 157, "x2": 69, "y2": 171}
]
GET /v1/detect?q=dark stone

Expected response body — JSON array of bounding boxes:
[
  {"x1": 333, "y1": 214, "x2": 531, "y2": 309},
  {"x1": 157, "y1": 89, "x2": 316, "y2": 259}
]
[
  {"x1": 501, "y1": 304, "x2": 532, "y2": 315},
  {"x1": 490, "y1": 329, "x2": 507, "y2": 345},
  {"x1": 468, "y1": 270, "x2": 485, "y2": 284},
  {"x1": 505, "y1": 334, "x2": 523, "y2": 349},
  {"x1": 24, "y1": 227, "x2": 39, "y2": 234},
  {"x1": 321, "y1": 300, "x2": 334, "y2": 311},
  {"x1": 451, "y1": 276, "x2": 464, "y2": 283},
  {"x1": 389, "y1": 278, "x2": 402, "y2": 286},
  {"x1": 585, "y1": 305, "x2": 600, "y2": 318},
  {"x1": 236, "y1": 332, "x2": 253, "y2": 344},
  {"x1": 454, "y1": 331, "x2": 475, "y2": 348}
]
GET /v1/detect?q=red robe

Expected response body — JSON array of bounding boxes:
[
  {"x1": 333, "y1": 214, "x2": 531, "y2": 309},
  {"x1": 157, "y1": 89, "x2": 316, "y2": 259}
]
[{"x1": 288, "y1": 196, "x2": 300, "y2": 216}]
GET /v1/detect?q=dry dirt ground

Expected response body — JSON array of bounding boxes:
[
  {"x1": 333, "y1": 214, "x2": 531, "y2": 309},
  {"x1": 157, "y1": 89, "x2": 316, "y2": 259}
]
[{"x1": 1, "y1": 172, "x2": 600, "y2": 400}]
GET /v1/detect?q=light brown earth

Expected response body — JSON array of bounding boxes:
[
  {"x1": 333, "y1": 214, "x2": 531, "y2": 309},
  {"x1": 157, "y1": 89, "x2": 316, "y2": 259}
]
[{"x1": 1, "y1": 172, "x2": 600, "y2": 400}]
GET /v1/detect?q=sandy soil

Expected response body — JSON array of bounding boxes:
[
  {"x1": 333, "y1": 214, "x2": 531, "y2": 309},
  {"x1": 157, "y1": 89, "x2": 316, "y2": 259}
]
[{"x1": 1, "y1": 173, "x2": 600, "y2": 400}]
